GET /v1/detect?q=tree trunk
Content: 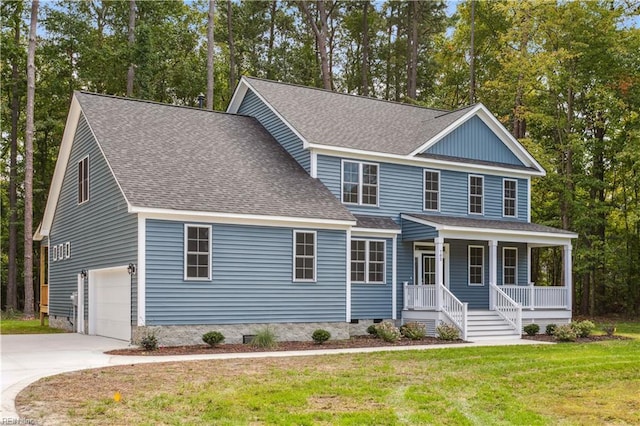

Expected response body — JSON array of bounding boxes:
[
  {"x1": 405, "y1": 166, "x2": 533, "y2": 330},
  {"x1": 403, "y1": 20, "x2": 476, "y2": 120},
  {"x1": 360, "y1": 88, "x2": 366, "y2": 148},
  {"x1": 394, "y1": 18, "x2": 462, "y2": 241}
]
[
  {"x1": 24, "y1": 0, "x2": 39, "y2": 318},
  {"x1": 384, "y1": 3, "x2": 393, "y2": 100},
  {"x1": 301, "y1": 1, "x2": 332, "y2": 90},
  {"x1": 126, "y1": 0, "x2": 136, "y2": 97},
  {"x1": 227, "y1": 0, "x2": 236, "y2": 93},
  {"x1": 267, "y1": 1, "x2": 277, "y2": 80},
  {"x1": 206, "y1": 0, "x2": 215, "y2": 110},
  {"x1": 406, "y1": 0, "x2": 418, "y2": 100},
  {"x1": 469, "y1": 0, "x2": 475, "y2": 104},
  {"x1": 7, "y1": 4, "x2": 22, "y2": 311},
  {"x1": 361, "y1": 1, "x2": 369, "y2": 96}
]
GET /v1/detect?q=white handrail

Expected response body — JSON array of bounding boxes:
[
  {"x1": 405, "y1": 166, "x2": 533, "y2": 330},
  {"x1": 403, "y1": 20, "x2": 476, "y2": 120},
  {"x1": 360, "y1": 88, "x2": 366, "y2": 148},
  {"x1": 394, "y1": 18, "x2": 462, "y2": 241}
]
[
  {"x1": 491, "y1": 283, "x2": 522, "y2": 333},
  {"x1": 440, "y1": 286, "x2": 468, "y2": 341}
]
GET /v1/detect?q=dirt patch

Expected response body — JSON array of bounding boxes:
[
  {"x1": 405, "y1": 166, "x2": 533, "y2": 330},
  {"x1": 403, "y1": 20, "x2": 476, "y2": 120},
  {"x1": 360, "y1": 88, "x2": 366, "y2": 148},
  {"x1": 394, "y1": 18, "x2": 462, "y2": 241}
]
[
  {"x1": 521, "y1": 334, "x2": 631, "y2": 343},
  {"x1": 107, "y1": 335, "x2": 465, "y2": 356}
]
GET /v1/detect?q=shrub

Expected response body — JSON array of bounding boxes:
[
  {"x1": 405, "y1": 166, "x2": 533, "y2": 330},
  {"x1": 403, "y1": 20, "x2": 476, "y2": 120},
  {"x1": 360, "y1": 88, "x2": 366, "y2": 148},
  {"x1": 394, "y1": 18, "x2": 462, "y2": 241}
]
[
  {"x1": 140, "y1": 332, "x2": 158, "y2": 351},
  {"x1": 202, "y1": 331, "x2": 225, "y2": 347},
  {"x1": 366, "y1": 324, "x2": 378, "y2": 337},
  {"x1": 251, "y1": 326, "x2": 277, "y2": 349},
  {"x1": 546, "y1": 323, "x2": 557, "y2": 336},
  {"x1": 375, "y1": 321, "x2": 401, "y2": 343},
  {"x1": 602, "y1": 323, "x2": 616, "y2": 337},
  {"x1": 572, "y1": 320, "x2": 595, "y2": 338},
  {"x1": 312, "y1": 329, "x2": 331, "y2": 344},
  {"x1": 400, "y1": 322, "x2": 426, "y2": 340},
  {"x1": 553, "y1": 324, "x2": 577, "y2": 342},
  {"x1": 523, "y1": 323, "x2": 540, "y2": 336},
  {"x1": 436, "y1": 323, "x2": 460, "y2": 341}
]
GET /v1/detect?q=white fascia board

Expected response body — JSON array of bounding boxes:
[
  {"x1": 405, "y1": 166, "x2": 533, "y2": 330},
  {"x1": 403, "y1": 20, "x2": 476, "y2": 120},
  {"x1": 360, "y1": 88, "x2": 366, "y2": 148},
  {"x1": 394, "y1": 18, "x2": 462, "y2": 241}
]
[
  {"x1": 352, "y1": 227, "x2": 401, "y2": 238},
  {"x1": 39, "y1": 96, "x2": 82, "y2": 236},
  {"x1": 310, "y1": 145, "x2": 544, "y2": 178},
  {"x1": 133, "y1": 207, "x2": 356, "y2": 230},
  {"x1": 227, "y1": 77, "x2": 312, "y2": 150}
]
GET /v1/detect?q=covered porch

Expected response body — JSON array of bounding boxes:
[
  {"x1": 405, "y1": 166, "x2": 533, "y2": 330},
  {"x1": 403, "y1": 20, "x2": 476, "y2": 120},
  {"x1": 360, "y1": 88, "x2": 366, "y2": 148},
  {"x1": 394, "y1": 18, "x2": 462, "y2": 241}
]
[{"x1": 400, "y1": 214, "x2": 578, "y2": 340}]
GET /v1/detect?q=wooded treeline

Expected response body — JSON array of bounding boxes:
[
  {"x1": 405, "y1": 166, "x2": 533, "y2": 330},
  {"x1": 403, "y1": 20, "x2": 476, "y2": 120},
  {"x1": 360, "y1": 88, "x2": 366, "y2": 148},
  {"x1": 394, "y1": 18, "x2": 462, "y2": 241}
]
[{"x1": 2, "y1": 0, "x2": 639, "y2": 316}]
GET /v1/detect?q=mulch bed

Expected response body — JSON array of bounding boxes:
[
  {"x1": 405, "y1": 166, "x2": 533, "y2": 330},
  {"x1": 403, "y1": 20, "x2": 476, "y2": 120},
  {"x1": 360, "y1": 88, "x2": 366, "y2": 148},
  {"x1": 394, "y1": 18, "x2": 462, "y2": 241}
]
[
  {"x1": 106, "y1": 335, "x2": 465, "y2": 356},
  {"x1": 522, "y1": 334, "x2": 631, "y2": 343}
]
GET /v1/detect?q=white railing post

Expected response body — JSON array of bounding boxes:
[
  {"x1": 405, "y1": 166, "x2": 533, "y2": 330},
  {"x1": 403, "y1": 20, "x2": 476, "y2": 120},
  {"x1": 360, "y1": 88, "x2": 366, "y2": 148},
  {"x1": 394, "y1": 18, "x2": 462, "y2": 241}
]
[
  {"x1": 529, "y1": 282, "x2": 535, "y2": 310},
  {"x1": 489, "y1": 240, "x2": 498, "y2": 310},
  {"x1": 435, "y1": 237, "x2": 444, "y2": 312},
  {"x1": 461, "y1": 302, "x2": 468, "y2": 341},
  {"x1": 403, "y1": 282, "x2": 409, "y2": 309},
  {"x1": 564, "y1": 244, "x2": 573, "y2": 311}
]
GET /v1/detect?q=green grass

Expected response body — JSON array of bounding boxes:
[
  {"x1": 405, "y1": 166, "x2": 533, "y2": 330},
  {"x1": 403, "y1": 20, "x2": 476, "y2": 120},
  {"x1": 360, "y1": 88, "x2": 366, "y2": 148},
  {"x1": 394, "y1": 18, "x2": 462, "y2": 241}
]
[
  {"x1": 0, "y1": 317, "x2": 68, "y2": 334},
  {"x1": 17, "y1": 326, "x2": 640, "y2": 425}
]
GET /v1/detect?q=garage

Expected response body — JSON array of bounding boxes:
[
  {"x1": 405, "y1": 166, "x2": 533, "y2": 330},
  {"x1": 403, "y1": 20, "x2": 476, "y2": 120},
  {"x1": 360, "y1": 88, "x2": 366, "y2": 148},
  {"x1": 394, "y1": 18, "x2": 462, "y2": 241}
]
[{"x1": 89, "y1": 267, "x2": 131, "y2": 341}]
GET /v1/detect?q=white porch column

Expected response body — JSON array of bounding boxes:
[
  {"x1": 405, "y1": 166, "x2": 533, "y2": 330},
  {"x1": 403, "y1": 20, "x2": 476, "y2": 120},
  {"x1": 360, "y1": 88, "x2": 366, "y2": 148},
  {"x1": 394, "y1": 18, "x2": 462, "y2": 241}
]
[
  {"x1": 391, "y1": 235, "x2": 397, "y2": 320},
  {"x1": 564, "y1": 243, "x2": 573, "y2": 311},
  {"x1": 346, "y1": 229, "x2": 352, "y2": 322},
  {"x1": 435, "y1": 237, "x2": 444, "y2": 311},
  {"x1": 489, "y1": 240, "x2": 498, "y2": 310}
]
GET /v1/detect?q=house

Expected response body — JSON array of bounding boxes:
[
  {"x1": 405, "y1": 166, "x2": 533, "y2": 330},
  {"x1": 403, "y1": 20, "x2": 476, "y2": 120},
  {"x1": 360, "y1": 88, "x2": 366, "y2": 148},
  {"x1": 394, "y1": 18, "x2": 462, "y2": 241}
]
[{"x1": 36, "y1": 77, "x2": 577, "y2": 344}]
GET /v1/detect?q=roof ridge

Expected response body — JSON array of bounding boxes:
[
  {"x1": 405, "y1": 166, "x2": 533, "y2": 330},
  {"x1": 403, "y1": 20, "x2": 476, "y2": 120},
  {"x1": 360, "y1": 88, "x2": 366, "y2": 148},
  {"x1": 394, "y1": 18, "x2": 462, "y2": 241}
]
[
  {"x1": 243, "y1": 76, "x2": 451, "y2": 113},
  {"x1": 432, "y1": 103, "x2": 478, "y2": 118}
]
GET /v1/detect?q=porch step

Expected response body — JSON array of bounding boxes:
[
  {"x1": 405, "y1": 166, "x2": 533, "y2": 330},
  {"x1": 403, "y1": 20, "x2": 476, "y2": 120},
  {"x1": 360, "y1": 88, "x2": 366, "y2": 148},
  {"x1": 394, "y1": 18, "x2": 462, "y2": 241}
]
[{"x1": 466, "y1": 310, "x2": 521, "y2": 341}]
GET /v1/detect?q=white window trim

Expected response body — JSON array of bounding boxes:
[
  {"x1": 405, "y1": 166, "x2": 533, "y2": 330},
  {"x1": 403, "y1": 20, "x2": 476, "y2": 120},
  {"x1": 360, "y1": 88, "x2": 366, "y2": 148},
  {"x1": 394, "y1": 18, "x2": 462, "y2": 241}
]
[
  {"x1": 52, "y1": 244, "x2": 58, "y2": 262},
  {"x1": 468, "y1": 245, "x2": 484, "y2": 286},
  {"x1": 65, "y1": 242, "x2": 71, "y2": 259},
  {"x1": 293, "y1": 230, "x2": 317, "y2": 282},
  {"x1": 78, "y1": 155, "x2": 89, "y2": 205},
  {"x1": 502, "y1": 247, "x2": 518, "y2": 285},
  {"x1": 351, "y1": 239, "x2": 386, "y2": 284},
  {"x1": 468, "y1": 174, "x2": 484, "y2": 215},
  {"x1": 340, "y1": 159, "x2": 380, "y2": 207},
  {"x1": 503, "y1": 178, "x2": 518, "y2": 218},
  {"x1": 183, "y1": 224, "x2": 212, "y2": 281},
  {"x1": 423, "y1": 169, "x2": 440, "y2": 212},
  {"x1": 58, "y1": 244, "x2": 64, "y2": 261}
]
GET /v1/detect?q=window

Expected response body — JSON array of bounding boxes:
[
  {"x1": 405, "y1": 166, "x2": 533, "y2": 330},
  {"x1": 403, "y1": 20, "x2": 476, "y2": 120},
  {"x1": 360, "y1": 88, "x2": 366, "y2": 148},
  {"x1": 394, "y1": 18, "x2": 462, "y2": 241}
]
[
  {"x1": 351, "y1": 239, "x2": 386, "y2": 283},
  {"x1": 503, "y1": 179, "x2": 517, "y2": 217},
  {"x1": 58, "y1": 244, "x2": 64, "y2": 260},
  {"x1": 342, "y1": 161, "x2": 378, "y2": 206},
  {"x1": 468, "y1": 245, "x2": 484, "y2": 286},
  {"x1": 52, "y1": 245, "x2": 58, "y2": 262},
  {"x1": 294, "y1": 231, "x2": 316, "y2": 281},
  {"x1": 424, "y1": 170, "x2": 440, "y2": 211},
  {"x1": 184, "y1": 225, "x2": 211, "y2": 280},
  {"x1": 503, "y1": 247, "x2": 517, "y2": 285},
  {"x1": 78, "y1": 156, "x2": 89, "y2": 204},
  {"x1": 469, "y1": 175, "x2": 483, "y2": 215},
  {"x1": 65, "y1": 242, "x2": 71, "y2": 259}
]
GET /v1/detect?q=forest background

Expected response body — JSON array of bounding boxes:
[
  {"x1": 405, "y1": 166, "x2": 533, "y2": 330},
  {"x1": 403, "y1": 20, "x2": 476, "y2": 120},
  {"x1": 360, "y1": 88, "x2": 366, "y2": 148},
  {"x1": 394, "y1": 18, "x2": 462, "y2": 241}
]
[{"x1": 2, "y1": 0, "x2": 639, "y2": 317}]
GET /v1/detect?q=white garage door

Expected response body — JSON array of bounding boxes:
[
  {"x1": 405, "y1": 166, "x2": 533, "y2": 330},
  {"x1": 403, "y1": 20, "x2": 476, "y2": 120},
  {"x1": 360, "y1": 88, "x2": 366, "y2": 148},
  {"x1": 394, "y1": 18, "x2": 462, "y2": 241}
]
[{"x1": 91, "y1": 267, "x2": 131, "y2": 341}]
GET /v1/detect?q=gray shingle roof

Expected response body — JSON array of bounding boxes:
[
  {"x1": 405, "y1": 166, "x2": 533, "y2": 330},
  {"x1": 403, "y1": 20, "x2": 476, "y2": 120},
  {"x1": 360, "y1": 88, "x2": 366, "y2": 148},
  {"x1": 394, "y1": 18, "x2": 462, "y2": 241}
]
[
  {"x1": 244, "y1": 77, "x2": 474, "y2": 156},
  {"x1": 353, "y1": 215, "x2": 400, "y2": 231},
  {"x1": 75, "y1": 92, "x2": 355, "y2": 222},
  {"x1": 404, "y1": 214, "x2": 577, "y2": 236}
]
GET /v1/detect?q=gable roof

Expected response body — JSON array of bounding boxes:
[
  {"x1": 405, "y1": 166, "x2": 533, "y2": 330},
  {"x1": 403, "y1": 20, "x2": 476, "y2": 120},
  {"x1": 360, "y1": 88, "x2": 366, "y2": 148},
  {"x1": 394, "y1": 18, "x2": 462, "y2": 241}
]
[
  {"x1": 228, "y1": 77, "x2": 545, "y2": 175},
  {"x1": 38, "y1": 92, "x2": 355, "y2": 237}
]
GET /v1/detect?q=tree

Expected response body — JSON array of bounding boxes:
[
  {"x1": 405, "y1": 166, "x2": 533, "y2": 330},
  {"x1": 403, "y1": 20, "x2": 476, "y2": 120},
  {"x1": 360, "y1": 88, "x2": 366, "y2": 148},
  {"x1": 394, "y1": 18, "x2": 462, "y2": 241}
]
[
  {"x1": 206, "y1": 0, "x2": 215, "y2": 110},
  {"x1": 300, "y1": 0, "x2": 332, "y2": 90},
  {"x1": 126, "y1": 0, "x2": 136, "y2": 97}
]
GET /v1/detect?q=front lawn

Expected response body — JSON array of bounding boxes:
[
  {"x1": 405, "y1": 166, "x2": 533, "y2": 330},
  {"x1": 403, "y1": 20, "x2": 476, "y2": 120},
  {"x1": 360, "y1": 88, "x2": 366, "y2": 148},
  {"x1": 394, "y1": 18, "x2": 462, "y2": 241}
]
[
  {"x1": 17, "y1": 338, "x2": 640, "y2": 425},
  {"x1": 0, "y1": 317, "x2": 67, "y2": 334}
]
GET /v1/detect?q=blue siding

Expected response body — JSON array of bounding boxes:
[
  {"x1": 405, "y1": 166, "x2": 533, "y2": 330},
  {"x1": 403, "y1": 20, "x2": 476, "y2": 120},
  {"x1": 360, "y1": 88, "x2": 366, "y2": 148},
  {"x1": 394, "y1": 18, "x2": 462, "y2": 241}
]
[
  {"x1": 145, "y1": 220, "x2": 346, "y2": 324},
  {"x1": 317, "y1": 154, "x2": 528, "y2": 221},
  {"x1": 237, "y1": 90, "x2": 310, "y2": 172},
  {"x1": 49, "y1": 115, "x2": 138, "y2": 322},
  {"x1": 401, "y1": 219, "x2": 438, "y2": 241},
  {"x1": 351, "y1": 237, "x2": 393, "y2": 319},
  {"x1": 426, "y1": 116, "x2": 524, "y2": 166}
]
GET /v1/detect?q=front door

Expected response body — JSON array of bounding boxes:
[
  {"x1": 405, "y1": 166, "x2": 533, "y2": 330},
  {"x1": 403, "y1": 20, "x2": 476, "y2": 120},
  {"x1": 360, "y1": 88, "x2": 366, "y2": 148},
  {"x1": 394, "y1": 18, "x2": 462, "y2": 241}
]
[{"x1": 414, "y1": 245, "x2": 449, "y2": 287}]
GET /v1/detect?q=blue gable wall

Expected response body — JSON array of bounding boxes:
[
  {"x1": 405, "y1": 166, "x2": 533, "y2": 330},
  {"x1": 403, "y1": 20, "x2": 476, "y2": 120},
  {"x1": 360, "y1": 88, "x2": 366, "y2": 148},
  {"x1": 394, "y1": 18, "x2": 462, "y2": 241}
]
[
  {"x1": 426, "y1": 116, "x2": 524, "y2": 166},
  {"x1": 49, "y1": 115, "x2": 138, "y2": 321},
  {"x1": 237, "y1": 90, "x2": 310, "y2": 172},
  {"x1": 145, "y1": 220, "x2": 346, "y2": 324}
]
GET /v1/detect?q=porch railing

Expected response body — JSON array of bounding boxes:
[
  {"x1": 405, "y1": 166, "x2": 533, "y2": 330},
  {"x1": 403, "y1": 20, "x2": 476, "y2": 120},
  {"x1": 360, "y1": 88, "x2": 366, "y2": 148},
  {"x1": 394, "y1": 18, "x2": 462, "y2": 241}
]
[
  {"x1": 441, "y1": 286, "x2": 468, "y2": 341},
  {"x1": 403, "y1": 284, "x2": 436, "y2": 310},
  {"x1": 491, "y1": 283, "x2": 521, "y2": 332},
  {"x1": 499, "y1": 284, "x2": 569, "y2": 310}
]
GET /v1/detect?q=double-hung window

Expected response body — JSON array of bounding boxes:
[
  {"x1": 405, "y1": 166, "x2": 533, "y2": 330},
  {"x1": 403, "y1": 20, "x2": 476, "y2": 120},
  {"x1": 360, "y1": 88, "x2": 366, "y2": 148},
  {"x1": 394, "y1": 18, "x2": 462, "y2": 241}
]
[
  {"x1": 468, "y1": 245, "x2": 484, "y2": 286},
  {"x1": 503, "y1": 247, "x2": 517, "y2": 285},
  {"x1": 469, "y1": 175, "x2": 484, "y2": 215},
  {"x1": 184, "y1": 225, "x2": 211, "y2": 280},
  {"x1": 342, "y1": 160, "x2": 378, "y2": 206},
  {"x1": 503, "y1": 179, "x2": 517, "y2": 217},
  {"x1": 78, "y1": 156, "x2": 89, "y2": 204},
  {"x1": 424, "y1": 170, "x2": 440, "y2": 211},
  {"x1": 294, "y1": 231, "x2": 316, "y2": 282},
  {"x1": 351, "y1": 240, "x2": 385, "y2": 283}
]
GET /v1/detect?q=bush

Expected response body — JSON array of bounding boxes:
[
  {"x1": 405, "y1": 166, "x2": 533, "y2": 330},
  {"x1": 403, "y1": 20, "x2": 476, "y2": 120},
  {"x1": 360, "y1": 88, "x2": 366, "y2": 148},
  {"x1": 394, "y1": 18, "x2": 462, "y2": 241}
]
[
  {"x1": 523, "y1": 323, "x2": 540, "y2": 336},
  {"x1": 546, "y1": 324, "x2": 557, "y2": 336},
  {"x1": 436, "y1": 323, "x2": 460, "y2": 341},
  {"x1": 375, "y1": 321, "x2": 401, "y2": 343},
  {"x1": 400, "y1": 322, "x2": 426, "y2": 340},
  {"x1": 140, "y1": 332, "x2": 158, "y2": 351},
  {"x1": 202, "y1": 331, "x2": 225, "y2": 347},
  {"x1": 572, "y1": 320, "x2": 595, "y2": 338},
  {"x1": 312, "y1": 329, "x2": 331, "y2": 344},
  {"x1": 366, "y1": 324, "x2": 378, "y2": 337},
  {"x1": 553, "y1": 324, "x2": 577, "y2": 342},
  {"x1": 251, "y1": 326, "x2": 277, "y2": 349},
  {"x1": 602, "y1": 323, "x2": 616, "y2": 336}
]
